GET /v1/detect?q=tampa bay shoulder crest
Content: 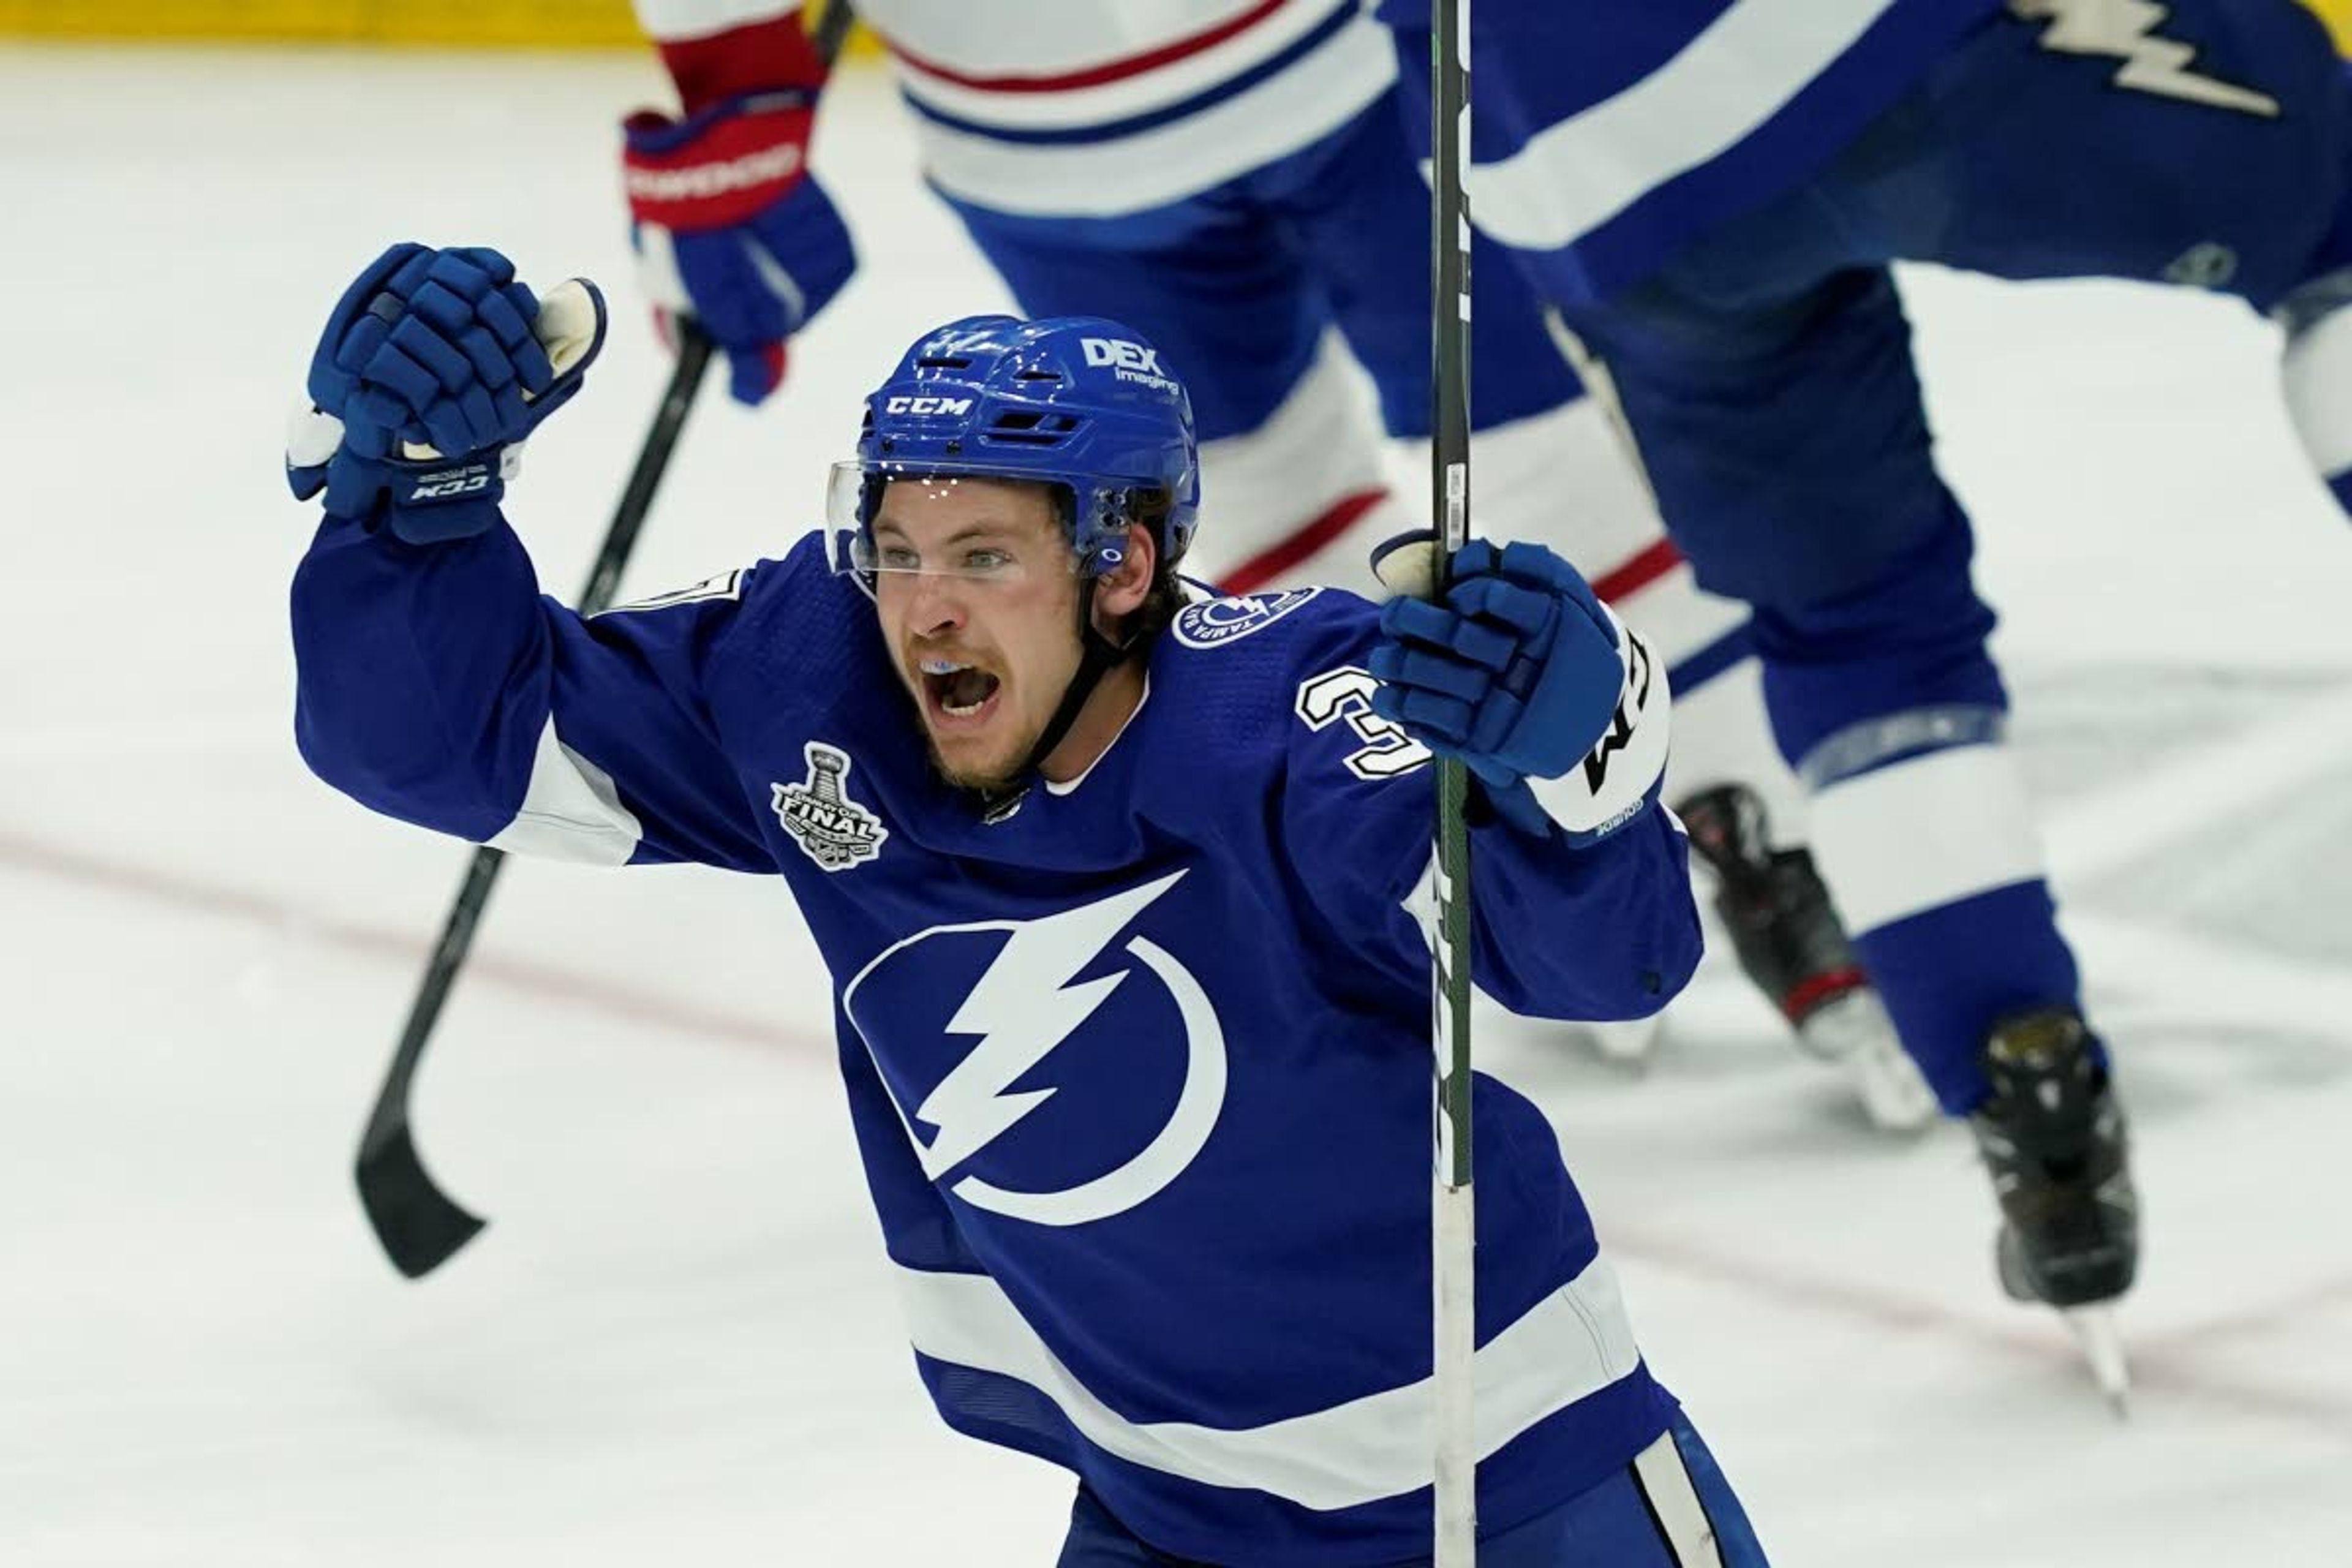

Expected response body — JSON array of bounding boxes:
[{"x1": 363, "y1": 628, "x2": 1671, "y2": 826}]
[
  {"x1": 774, "y1": 741, "x2": 889, "y2": 872},
  {"x1": 1172, "y1": 587, "x2": 1321, "y2": 649}
]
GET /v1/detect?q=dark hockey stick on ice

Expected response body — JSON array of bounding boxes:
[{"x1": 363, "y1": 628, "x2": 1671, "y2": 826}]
[
  {"x1": 355, "y1": 1, "x2": 859, "y2": 1281},
  {"x1": 1425, "y1": 0, "x2": 1478, "y2": 1559},
  {"x1": 355, "y1": 323, "x2": 717, "y2": 1278}
]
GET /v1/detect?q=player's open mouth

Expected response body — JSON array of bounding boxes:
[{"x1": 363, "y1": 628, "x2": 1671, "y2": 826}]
[{"x1": 918, "y1": 657, "x2": 1003, "y2": 725}]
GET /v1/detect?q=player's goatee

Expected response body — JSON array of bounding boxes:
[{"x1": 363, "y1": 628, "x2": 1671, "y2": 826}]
[{"x1": 924, "y1": 742, "x2": 1027, "y2": 797}]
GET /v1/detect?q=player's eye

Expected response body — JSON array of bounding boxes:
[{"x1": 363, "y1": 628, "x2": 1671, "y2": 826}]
[
  {"x1": 876, "y1": 544, "x2": 921, "y2": 572},
  {"x1": 963, "y1": 548, "x2": 1014, "y2": 574}
]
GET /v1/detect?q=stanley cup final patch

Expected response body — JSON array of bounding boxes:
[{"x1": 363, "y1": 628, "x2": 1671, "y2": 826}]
[{"x1": 773, "y1": 742, "x2": 889, "y2": 872}]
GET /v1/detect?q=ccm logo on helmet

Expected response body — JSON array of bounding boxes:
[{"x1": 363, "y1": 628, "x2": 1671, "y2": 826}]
[
  {"x1": 884, "y1": 395, "x2": 976, "y2": 416},
  {"x1": 1082, "y1": 337, "x2": 1178, "y2": 394}
]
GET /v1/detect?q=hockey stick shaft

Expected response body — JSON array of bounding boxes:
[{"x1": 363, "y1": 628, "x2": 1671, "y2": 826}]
[
  {"x1": 355, "y1": 324, "x2": 717, "y2": 1278},
  {"x1": 355, "y1": 1, "x2": 859, "y2": 1281},
  {"x1": 1428, "y1": 0, "x2": 1477, "y2": 1559}
]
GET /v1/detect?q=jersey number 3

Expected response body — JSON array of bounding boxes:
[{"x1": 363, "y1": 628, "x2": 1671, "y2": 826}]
[{"x1": 1295, "y1": 666, "x2": 1433, "y2": 781}]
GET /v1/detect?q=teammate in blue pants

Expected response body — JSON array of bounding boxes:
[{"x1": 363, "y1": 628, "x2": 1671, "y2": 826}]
[
  {"x1": 1381, "y1": 0, "x2": 2352, "y2": 1357},
  {"x1": 284, "y1": 243, "x2": 1770, "y2": 1564},
  {"x1": 618, "y1": 0, "x2": 1939, "y2": 1126}
]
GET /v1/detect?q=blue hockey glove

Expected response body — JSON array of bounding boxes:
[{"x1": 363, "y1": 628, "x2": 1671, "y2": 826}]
[
  {"x1": 623, "y1": 91, "x2": 856, "y2": 407},
  {"x1": 1369, "y1": 534, "x2": 1669, "y2": 842},
  {"x1": 287, "y1": 243, "x2": 606, "y2": 545}
]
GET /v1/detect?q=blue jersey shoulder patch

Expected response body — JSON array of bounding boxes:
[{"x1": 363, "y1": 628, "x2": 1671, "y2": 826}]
[{"x1": 1171, "y1": 587, "x2": 1322, "y2": 649}]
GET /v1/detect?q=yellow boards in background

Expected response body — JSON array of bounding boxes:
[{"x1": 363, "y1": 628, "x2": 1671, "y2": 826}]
[
  {"x1": 2314, "y1": 0, "x2": 2352, "y2": 55},
  {"x1": 0, "y1": 0, "x2": 880, "y2": 51}
]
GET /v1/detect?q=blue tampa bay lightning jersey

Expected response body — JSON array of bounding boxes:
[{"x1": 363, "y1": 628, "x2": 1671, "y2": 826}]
[
  {"x1": 1379, "y1": 0, "x2": 2010, "y2": 301},
  {"x1": 290, "y1": 515, "x2": 1703, "y2": 1564}
]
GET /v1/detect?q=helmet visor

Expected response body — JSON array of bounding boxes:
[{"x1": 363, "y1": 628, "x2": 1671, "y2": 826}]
[{"x1": 825, "y1": 461, "x2": 1080, "y2": 583}]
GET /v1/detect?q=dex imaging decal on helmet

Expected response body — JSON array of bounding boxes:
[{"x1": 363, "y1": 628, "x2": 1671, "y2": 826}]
[{"x1": 1080, "y1": 336, "x2": 1180, "y2": 395}]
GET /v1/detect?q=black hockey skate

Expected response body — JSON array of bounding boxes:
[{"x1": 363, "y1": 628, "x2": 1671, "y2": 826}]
[
  {"x1": 1969, "y1": 1006, "x2": 2138, "y2": 1412},
  {"x1": 1677, "y1": 784, "x2": 1935, "y2": 1129},
  {"x1": 1970, "y1": 1008, "x2": 2139, "y2": 1310}
]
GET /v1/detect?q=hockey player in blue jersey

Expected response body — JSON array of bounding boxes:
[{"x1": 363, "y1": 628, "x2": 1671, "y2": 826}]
[
  {"x1": 284, "y1": 243, "x2": 1771, "y2": 1565},
  {"x1": 1366, "y1": 0, "x2": 2352, "y2": 1381}
]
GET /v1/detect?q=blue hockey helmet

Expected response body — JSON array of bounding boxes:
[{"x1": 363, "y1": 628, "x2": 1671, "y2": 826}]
[{"x1": 831, "y1": 314, "x2": 1200, "y2": 576}]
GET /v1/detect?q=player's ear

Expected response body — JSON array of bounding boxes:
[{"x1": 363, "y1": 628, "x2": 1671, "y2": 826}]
[{"x1": 1094, "y1": 522, "x2": 1156, "y2": 621}]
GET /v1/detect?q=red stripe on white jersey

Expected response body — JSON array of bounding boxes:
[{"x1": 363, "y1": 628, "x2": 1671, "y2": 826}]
[
  {"x1": 1216, "y1": 488, "x2": 1389, "y2": 596},
  {"x1": 1590, "y1": 536, "x2": 1685, "y2": 605},
  {"x1": 891, "y1": 0, "x2": 1291, "y2": 92}
]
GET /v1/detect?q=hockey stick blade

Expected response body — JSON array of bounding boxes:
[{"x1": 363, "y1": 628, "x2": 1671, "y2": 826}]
[
  {"x1": 351, "y1": 328, "x2": 718, "y2": 1279},
  {"x1": 356, "y1": 1121, "x2": 486, "y2": 1279}
]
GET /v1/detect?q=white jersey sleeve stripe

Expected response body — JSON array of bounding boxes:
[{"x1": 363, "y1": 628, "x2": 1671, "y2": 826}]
[
  {"x1": 892, "y1": 1252, "x2": 1643, "y2": 1512},
  {"x1": 482, "y1": 716, "x2": 646, "y2": 867},
  {"x1": 1467, "y1": 0, "x2": 1901, "y2": 253}
]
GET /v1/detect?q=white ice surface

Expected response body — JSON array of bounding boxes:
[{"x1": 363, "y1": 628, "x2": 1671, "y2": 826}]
[{"x1": 3, "y1": 42, "x2": 2351, "y2": 1568}]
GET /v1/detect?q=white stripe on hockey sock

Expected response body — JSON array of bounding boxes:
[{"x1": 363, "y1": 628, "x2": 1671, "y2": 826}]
[
  {"x1": 483, "y1": 717, "x2": 645, "y2": 867},
  {"x1": 1807, "y1": 742, "x2": 2048, "y2": 936},
  {"x1": 1467, "y1": 0, "x2": 1899, "y2": 252},
  {"x1": 892, "y1": 1253, "x2": 1643, "y2": 1512},
  {"x1": 1631, "y1": 1430, "x2": 1726, "y2": 1568}
]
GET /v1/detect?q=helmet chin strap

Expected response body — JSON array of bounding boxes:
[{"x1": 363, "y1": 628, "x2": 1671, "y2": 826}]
[{"x1": 974, "y1": 577, "x2": 1133, "y2": 819}]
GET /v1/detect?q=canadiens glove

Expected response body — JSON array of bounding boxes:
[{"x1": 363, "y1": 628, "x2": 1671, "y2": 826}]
[
  {"x1": 1370, "y1": 535, "x2": 1669, "y2": 843},
  {"x1": 623, "y1": 89, "x2": 856, "y2": 407},
  {"x1": 286, "y1": 243, "x2": 606, "y2": 545}
]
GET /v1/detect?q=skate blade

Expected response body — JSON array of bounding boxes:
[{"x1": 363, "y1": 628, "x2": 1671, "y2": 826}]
[
  {"x1": 2064, "y1": 1306, "x2": 2133, "y2": 1420},
  {"x1": 1796, "y1": 992, "x2": 1939, "y2": 1133}
]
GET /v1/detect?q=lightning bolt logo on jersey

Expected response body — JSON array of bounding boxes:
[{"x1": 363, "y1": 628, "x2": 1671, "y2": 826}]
[
  {"x1": 2011, "y1": 0, "x2": 2280, "y2": 116},
  {"x1": 842, "y1": 870, "x2": 1228, "y2": 1227}
]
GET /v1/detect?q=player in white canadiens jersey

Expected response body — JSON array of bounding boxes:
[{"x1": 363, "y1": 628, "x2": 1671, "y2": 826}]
[
  {"x1": 617, "y1": 0, "x2": 1936, "y2": 1128},
  {"x1": 284, "y1": 246, "x2": 1774, "y2": 1564}
]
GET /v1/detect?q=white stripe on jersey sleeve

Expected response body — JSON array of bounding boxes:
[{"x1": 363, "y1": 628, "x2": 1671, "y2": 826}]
[
  {"x1": 483, "y1": 717, "x2": 646, "y2": 867},
  {"x1": 1468, "y1": 0, "x2": 1900, "y2": 252}
]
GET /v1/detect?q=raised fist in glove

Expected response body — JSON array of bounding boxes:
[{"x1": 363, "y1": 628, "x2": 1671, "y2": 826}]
[
  {"x1": 1369, "y1": 536, "x2": 1669, "y2": 843},
  {"x1": 287, "y1": 243, "x2": 606, "y2": 545},
  {"x1": 624, "y1": 88, "x2": 856, "y2": 406}
]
